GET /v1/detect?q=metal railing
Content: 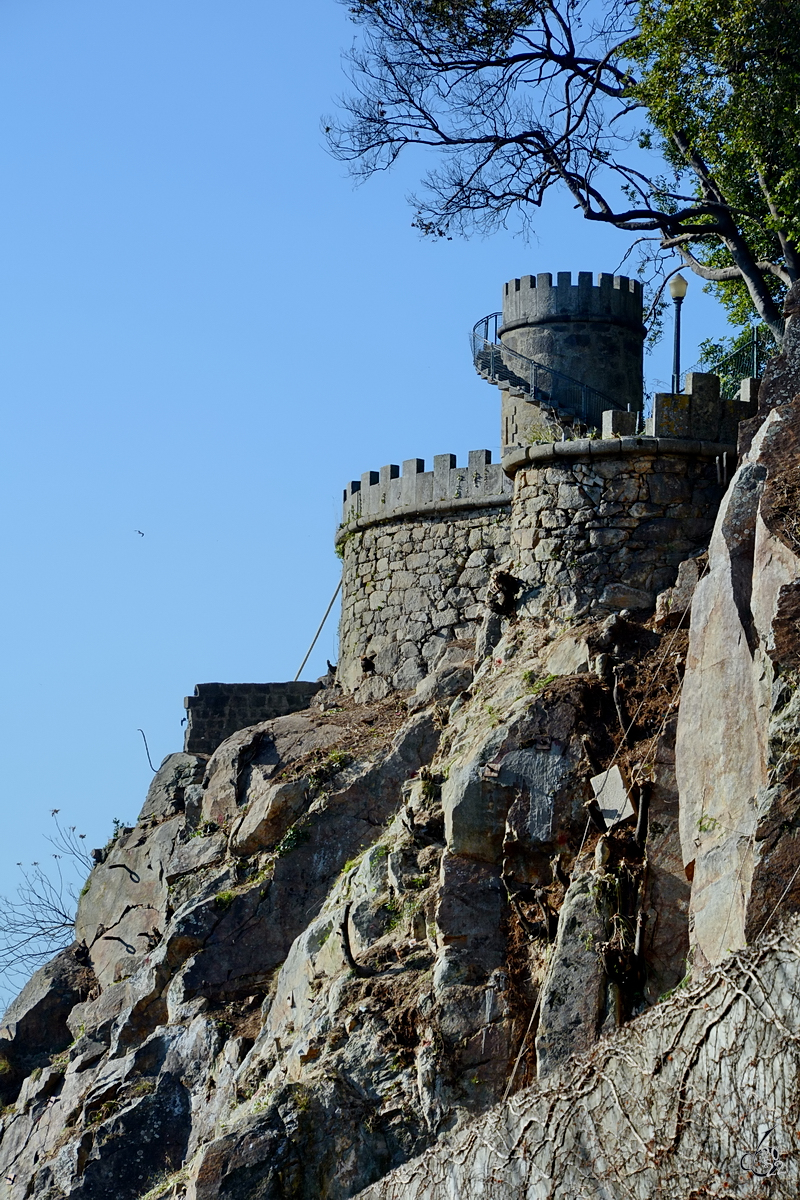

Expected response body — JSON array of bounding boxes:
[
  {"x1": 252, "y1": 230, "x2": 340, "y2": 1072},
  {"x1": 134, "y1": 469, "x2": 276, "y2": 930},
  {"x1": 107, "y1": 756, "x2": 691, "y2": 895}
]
[
  {"x1": 682, "y1": 326, "x2": 776, "y2": 401},
  {"x1": 471, "y1": 312, "x2": 628, "y2": 431}
]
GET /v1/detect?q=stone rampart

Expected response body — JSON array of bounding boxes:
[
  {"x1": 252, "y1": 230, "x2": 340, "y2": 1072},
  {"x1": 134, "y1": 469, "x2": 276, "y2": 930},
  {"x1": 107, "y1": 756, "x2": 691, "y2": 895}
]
[
  {"x1": 336, "y1": 451, "x2": 512, "y2": 693},
  {"x1": 648, "y1": 371, "x2": 757, "y2": 443},
  {"x1": 505, "y1": 435, "x2": 734, "y2": 616},
  {"x1": 499, "y1": 271, "x2": 645, "y2": 414},
  {"x1": 184, "y1": 682, "x2": 321, "y2": 755},
  {"x1": 341, "y1": 449, "x2": 511, "y2": 527}
]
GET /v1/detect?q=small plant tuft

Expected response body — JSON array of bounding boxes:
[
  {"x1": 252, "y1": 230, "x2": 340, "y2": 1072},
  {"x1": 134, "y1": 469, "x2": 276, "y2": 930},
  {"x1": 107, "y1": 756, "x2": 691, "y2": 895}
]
[{"x1": 522, "y1": 670, "x2": 557, "y2": 696}]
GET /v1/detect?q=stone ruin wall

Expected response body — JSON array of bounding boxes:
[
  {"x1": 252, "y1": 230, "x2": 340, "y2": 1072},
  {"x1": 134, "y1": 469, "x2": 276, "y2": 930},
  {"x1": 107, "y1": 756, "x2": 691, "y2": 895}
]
[
  {"x1": 183, "y1": 681, "x2": 322, "y2": 756},
  {"x1": 506, "y1": 435, "x2": 734, "y2": 617},
  {"x1": 336, "y1": 451, "x2": 512, "y2": 693}
]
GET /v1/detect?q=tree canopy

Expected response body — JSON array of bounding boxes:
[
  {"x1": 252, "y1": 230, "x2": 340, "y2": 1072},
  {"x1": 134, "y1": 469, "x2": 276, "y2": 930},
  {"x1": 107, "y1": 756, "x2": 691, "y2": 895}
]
[{"x1": 326, "y1": 0, "x2": 800, "y2": 343}]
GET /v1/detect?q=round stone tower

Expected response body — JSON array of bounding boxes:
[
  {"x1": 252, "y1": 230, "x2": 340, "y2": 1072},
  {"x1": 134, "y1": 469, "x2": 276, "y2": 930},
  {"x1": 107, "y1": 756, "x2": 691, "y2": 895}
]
[{"x1": 500, "y1": 271, "x2": 645, "y2": 414}]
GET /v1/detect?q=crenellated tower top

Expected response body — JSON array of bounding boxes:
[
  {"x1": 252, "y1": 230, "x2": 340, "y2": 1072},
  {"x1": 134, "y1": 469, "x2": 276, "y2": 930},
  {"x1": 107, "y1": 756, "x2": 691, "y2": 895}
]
[{"x1": 501, "y1": 271, "x2": 643, "y2": 331}]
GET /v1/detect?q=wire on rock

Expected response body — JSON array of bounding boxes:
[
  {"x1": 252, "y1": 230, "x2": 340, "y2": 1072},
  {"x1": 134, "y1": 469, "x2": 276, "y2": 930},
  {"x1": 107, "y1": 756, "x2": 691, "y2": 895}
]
[
  {"x1": 137, "y1": 729, "x2": 157, "y2": 773},
  {"x1": 502, "y1": 995, "x2": 542, "y2": 1104},
  {"x1": 294, "y1": 579, "x2": 342, "y2": 682}
]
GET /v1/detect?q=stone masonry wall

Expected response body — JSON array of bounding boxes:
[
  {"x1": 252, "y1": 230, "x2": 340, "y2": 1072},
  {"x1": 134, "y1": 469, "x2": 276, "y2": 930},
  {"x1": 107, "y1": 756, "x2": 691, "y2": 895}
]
[
  {"x1": 337, "y1": 507, "x2": 511, "y2": 693},
  {"x1": 505, "y1": 435, "x2": 733, "y2": 616},
  {"x1": 184, "y1": 681, "x2": 322, "y2": 755},
  {"x1": 337, "y1": 451, "x2": 512, "y2": 694}
]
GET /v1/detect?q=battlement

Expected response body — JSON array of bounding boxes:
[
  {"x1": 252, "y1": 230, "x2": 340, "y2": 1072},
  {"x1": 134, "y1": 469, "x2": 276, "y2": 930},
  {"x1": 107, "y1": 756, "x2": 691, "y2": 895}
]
[
  {"x1": 501, "y1": 271, "x2": 643, "y2": 332},
  {"x1": 339, "y1": 449, "x2": 512, "y2": 534}
]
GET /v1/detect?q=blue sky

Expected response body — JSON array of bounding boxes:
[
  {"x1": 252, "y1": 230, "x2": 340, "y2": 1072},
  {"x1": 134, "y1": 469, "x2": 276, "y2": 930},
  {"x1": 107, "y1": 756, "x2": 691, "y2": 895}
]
[{"x1": 0, "y1": 1, "x2": 730, "y2": 903}]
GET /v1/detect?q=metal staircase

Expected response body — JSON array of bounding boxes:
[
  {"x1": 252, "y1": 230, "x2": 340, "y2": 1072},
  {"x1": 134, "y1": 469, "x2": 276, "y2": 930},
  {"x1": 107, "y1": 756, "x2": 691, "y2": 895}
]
[{"x1": 471, "y1": 312, "x2": 629, "y2": 430}]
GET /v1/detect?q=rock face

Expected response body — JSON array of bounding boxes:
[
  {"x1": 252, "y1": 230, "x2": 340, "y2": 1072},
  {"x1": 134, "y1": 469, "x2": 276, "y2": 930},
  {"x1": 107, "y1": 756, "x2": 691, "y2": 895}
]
[
  {"x1": 2, "y1": 327, "x2": 799, "y2": 1198},
  {"x1": 356, "y1": 921, "x2": 800, "y2": 1199},
  {"x1": 0, "y1": 605, "x2": 700, "y2": 1199},
  {"x1": 676, "y1": 384, "x2": 800, "y2": 969}
]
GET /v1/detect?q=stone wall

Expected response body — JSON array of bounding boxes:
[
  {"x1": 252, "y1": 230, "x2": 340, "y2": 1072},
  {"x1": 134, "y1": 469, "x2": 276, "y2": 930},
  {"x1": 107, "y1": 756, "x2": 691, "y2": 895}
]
[
  {"x1": 499, "y1": 271, "x2": 645, "y2": 414},
  {"x1": 183, "y1": 681, "x2": 322, "y2": 755},
  {"x1": 341, "y1": 449, "x2": 511, "y2": 526},
  {"x1": 505, "y1": 435, "x2": 734, "y2": 616},
  {"x1": 337, "y1": 510, "x2": 511, "y2": 694},
  {"x1": 337, "y1": 451, "x2": 512, "y2": 694}
]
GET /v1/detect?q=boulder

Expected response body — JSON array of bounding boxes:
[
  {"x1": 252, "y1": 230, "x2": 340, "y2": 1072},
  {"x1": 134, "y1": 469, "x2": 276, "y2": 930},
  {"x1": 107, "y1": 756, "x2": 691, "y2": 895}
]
[
  {"x1": 0, "y1": 944, "x2": 91, "y2": 1098},
  {"x1": 676, "y1": 394, "x2": 800, "y2": 968},
  {"x1": 535, "y1": 868, "x2": 608, "y2": 1078},
  {"x1": 229, "y1": 777, "x2": 309, "y2": 856},
  {"x1": 139, "y1": 752, "x2": 206, "y2": 822},
  {"x1": 543, "y1": 634, "x2": 590, "y2": 676}
]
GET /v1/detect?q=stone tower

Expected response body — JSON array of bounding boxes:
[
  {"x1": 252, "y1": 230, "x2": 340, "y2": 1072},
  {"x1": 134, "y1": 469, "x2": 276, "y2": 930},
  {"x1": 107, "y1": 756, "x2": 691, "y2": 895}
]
[{"x1": 498, "y1": 271, "x2": 645, "y2": 441}]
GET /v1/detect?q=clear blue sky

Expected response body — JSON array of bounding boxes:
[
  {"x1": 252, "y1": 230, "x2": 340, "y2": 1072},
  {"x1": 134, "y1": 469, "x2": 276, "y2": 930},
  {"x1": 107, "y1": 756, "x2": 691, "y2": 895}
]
[{"x1": 0, "y1": 1, "x2": 729, "y2": 891}]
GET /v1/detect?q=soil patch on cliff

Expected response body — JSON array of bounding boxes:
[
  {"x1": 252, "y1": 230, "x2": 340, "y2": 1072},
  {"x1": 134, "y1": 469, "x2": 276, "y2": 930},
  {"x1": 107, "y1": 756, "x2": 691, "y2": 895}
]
[{"x1": 274, "y1": 693, "x2": 413, "y2": 785}]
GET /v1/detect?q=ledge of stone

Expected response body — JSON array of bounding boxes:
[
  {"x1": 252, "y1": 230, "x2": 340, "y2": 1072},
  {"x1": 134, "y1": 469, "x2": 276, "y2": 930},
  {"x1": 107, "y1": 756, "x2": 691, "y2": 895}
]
[{"x1": 502, "y1": 436, "x2": 738, "y2": 476}]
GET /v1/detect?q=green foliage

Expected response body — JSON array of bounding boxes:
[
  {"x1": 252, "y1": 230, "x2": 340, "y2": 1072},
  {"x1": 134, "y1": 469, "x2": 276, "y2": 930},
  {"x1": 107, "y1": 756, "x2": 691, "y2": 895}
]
[
  {"x1": 274, "y1": 822, "x2": 310, "y2": 858},
  {"x1": 190, "y1": 819, "x2": 219, "y2": 840},
  {"x1": 128, "y1": 1078, "x2": 156, "y2": 1098},
  {"x1": 87, "y1": 1098, "x2": 119, "y2": 1127},
  {"x1": 697, "y1": 813, "x2": 721, "y2": 834},
  {"x1": 214, "y1": 890, "x2": 236, "y2": 911},
  {"x1": 522, "y1": 671, "x2": 557, "y2": 696},
  {"x1": 630, "y1": 0, "x2": 800, "y2": 332},
  {"x1": 308, "y1": 749, "x2": 354, "y2": 792},
  {"x1": 385, "y1": 893, "x2": 423, "y2": 931},
  {"x1": 49, "y1": 1050, "x2": 70, "y2": 1074},
  {"x1": 105, "y1": 817, "x2": 131, "y2": 850},
  {"x1": 524, "y1": 416, "x2": 561, "y2": 445}
]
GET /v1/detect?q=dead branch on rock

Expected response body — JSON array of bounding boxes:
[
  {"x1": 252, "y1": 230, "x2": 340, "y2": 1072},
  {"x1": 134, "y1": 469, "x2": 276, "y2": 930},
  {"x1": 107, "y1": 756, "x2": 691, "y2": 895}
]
[{"x1": 358, "y1": 923, "x2": 800, "y2": 1199}]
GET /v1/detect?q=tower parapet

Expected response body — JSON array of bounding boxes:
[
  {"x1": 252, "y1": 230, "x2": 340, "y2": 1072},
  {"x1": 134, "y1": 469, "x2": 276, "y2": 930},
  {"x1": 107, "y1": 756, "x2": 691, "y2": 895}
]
[
  {"x1": 499, "y1": 271, "x2": 645, "y2": 422},
  {"x1": 341, "y1": 450, "x2": 511, "y2": 530}
]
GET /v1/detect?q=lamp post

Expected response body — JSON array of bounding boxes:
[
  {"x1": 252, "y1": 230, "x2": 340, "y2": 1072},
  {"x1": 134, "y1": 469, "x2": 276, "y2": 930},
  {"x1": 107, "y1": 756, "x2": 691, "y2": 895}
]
[{"x1": 669, "y1": 272, "x2": 689, "y2": 393}]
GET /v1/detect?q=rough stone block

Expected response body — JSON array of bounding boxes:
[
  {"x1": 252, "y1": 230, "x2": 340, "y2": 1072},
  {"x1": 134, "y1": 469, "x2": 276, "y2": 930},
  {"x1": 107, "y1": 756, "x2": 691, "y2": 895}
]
[
  {"x1": 600, "y1": 583, "x2": 654, "y2": 610},
  {"x1": 590, "y1": 766, "x2": 634, "y2": 826},
  {"x1": 602, "y1": 409, "x2": 638, "y2": 438},
  {"x1": 544, "y1": 634, "x2": 591, "y2": 676}
]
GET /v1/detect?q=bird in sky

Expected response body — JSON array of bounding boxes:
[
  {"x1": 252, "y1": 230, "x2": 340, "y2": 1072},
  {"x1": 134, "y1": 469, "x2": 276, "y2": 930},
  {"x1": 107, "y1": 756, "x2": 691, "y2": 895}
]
[{"x1": 135, "y1": 529, "x2": 145, "y2": 536}]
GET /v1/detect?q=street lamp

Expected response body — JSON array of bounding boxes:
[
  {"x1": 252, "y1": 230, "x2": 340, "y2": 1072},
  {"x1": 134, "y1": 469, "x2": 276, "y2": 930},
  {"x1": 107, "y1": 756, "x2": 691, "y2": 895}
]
[{"x1": 669, "y1": 272, "x2": 689, "y2": 393}]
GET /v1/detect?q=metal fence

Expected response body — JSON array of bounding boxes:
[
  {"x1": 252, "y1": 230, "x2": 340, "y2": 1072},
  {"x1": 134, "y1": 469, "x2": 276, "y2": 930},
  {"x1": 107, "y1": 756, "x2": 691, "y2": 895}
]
[
  {"x1": 684, "y1": 326, "x2": 775, "y2": 401},
  {"x1": 471, "y1": 313, "x2": 627, "y2": 431}
]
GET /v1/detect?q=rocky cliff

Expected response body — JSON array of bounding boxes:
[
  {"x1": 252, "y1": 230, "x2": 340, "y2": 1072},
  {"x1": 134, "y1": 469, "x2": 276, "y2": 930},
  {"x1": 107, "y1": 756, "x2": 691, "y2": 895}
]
[{"x1": 1, "y1": 319, "x2": 798, "y2": 1199}]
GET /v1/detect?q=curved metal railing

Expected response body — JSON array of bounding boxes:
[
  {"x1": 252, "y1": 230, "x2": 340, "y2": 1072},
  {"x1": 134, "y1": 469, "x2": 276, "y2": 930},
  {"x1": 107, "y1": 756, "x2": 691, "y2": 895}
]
[{"x1": 471, "y1": 312, "x2": 627, "y2": 430}]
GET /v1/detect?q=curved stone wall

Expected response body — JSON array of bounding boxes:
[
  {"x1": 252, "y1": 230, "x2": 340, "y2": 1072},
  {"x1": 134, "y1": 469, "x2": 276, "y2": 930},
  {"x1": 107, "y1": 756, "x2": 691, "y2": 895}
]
[
  {"x1": 500, "y1": 271, "x2": 645, "y2": 414},
  {"x1": 505, "y1": 435, "x2": 734, "y2": 616},
  {"x1": 336, "y1": 451, "x2": 512, "y2": 693}
]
